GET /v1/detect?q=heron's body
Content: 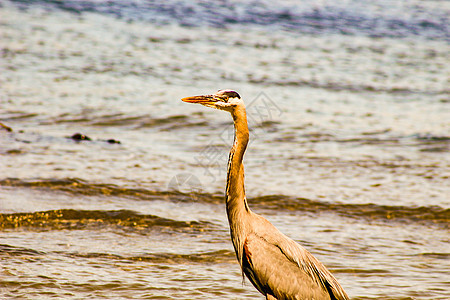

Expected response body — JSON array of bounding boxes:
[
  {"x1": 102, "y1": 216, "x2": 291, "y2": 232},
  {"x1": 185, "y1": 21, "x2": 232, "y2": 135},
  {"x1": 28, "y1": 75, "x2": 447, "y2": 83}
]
[{"x1": 182, "y1": 90, "x2": 349, "y2": 300}]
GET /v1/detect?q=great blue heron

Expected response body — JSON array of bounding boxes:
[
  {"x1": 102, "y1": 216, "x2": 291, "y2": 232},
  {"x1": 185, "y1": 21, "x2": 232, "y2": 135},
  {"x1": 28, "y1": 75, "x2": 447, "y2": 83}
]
[{"x1": 182, "y1": 90, "x2": 349, "y2": 300}]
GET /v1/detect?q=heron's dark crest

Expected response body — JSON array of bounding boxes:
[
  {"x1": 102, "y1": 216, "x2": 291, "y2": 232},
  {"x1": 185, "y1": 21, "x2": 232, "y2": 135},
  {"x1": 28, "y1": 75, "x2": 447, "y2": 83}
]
[{"x1": 216, "y1": 89, "x2": 241, "y2": 100}]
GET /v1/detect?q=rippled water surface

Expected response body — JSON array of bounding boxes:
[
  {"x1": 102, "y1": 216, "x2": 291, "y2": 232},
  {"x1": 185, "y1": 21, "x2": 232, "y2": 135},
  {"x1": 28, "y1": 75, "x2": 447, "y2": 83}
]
[{"x1": 1, "y1": 0, "x2": 449, "y2": 299}]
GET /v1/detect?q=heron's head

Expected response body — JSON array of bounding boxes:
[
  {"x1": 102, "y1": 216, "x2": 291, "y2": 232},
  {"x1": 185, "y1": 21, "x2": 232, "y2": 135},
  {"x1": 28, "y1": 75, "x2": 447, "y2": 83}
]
[{"x1": 182, "y1": 90, "x2": 243, "y2": 112}]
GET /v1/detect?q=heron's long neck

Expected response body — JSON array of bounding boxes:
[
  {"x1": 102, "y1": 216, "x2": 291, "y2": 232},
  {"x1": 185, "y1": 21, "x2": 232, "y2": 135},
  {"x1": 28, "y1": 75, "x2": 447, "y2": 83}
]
[
  {"x1": 226, "y1": 105, "x2": 250, "y2": 217},
  {"x1": 226, "y1": 105, "x2": 250, "y2": 265}
]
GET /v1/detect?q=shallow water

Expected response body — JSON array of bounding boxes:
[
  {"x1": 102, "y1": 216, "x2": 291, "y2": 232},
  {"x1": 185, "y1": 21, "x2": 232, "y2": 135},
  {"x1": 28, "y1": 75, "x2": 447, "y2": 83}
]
[{"x1": 1, "y1": 1, "x2": 449, "y2": 299}]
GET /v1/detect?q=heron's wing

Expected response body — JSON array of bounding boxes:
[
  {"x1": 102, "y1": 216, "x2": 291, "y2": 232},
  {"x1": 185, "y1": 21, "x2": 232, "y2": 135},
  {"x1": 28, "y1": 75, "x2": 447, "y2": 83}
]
[
  {"x1": 273, "y1": 233, "x2": 349, "y2": 300},
  {"x1": 243, "y1": 233, "x2": 349, "y2": 300},
  {"x1": 243, "y1": 234, "x2": 331, "y2": 299}
]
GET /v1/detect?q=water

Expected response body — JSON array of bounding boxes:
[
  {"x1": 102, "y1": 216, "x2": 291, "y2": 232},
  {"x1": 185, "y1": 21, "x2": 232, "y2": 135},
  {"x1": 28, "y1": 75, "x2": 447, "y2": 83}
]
[{"x1": 0, "y1": 0, "x2": 449, "y2": 299}]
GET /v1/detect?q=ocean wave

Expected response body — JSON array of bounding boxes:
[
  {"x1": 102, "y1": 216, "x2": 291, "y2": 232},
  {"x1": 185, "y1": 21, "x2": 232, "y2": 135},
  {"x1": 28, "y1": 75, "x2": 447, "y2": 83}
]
[
  {"x1": 0, "y1": 243, "x2": 235, "y2": 264},
  {"x1": 0, "y1": 244, "x2": 45, "y2": 256},
  {"x1": 250, "y1": 195, "x2": 449, "y2": 227},
  {"x1": 40, "y1": 113, "x2": 209, "y2": 130},
  {"x1": 0, "y1": 178, "x2": 222, "y2": 203},
  {"x1": 243, "y1": 78, "x2": 449, "y2": 95},
  {"x1": 1, "y1": 178, "x2": 448, "y2": 227},
  {"x1": 0, "y1": 209, "x2": 211, "y2": 231},
  {"x1": 7, "y1": 0, "x2": 449, "y2": 40},
  {"x1": 64, "y1": 249, "x2": 236, "y2": 264}
]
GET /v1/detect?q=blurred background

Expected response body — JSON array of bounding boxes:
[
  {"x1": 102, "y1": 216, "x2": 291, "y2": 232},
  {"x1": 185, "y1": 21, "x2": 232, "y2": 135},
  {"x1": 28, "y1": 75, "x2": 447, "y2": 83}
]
[{"x1": 0, "y1": 0, "x2": 449, "y2": 299}]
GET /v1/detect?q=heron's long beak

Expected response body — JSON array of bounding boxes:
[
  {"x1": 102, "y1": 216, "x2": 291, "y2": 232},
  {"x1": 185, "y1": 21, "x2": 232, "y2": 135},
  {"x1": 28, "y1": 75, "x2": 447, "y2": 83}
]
[{"x1": 181, "y1": 95, "x2": 217, "y2": 104}]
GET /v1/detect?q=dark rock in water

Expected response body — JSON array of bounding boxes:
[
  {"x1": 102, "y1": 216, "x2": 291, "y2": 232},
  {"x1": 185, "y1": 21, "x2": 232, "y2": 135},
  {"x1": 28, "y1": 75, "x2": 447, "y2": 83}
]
[
  {"x1": 106, "y1": 139, "x2": 121, "y2": 144},
  {"x1": 0, "y1": 122, "x2": 13, "y2": 132},
  {"x1": 71, "y1": 133, "x2": 92, "y2": 141},
  {"x1": 415, "y1": 134, "x2": 450, "y2": 141},
  {"x1": 419, "y1": 147, "x2": 449, "y2": 153},
  {"x1": 69, "y1": 133, "x2": 120, "y2": 144}
]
